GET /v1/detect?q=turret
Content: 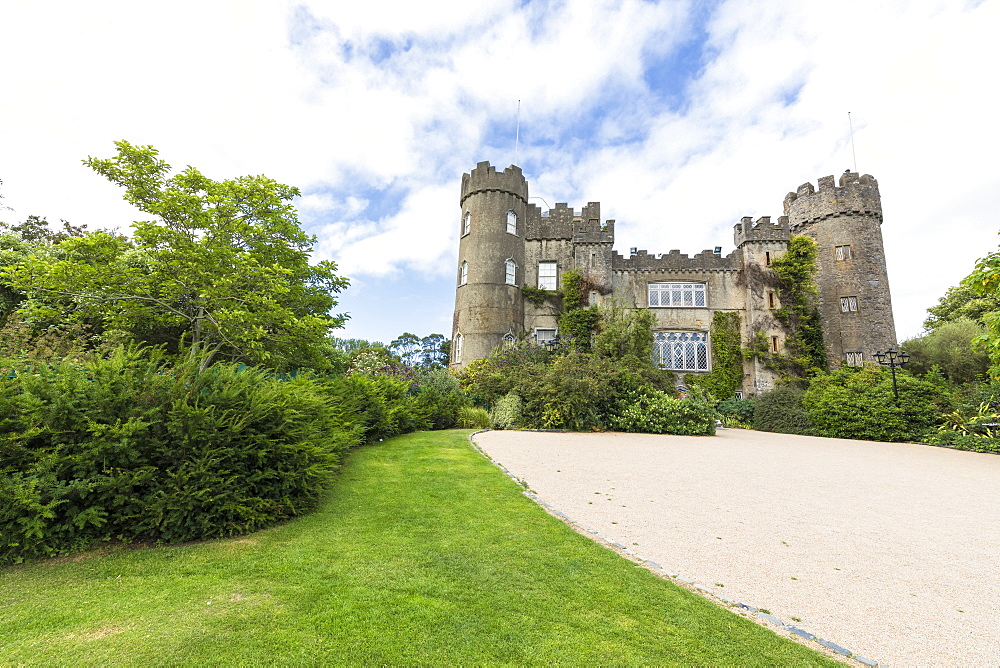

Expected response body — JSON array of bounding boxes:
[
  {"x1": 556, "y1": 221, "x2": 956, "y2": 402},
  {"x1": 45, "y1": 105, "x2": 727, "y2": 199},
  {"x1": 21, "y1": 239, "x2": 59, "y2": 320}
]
[
  {"x1": 783, "y1": 171, "x2": 896, "y2": 366},
  {"x1": 451, "y1": 162, "x2": 528, "y2": 368}
]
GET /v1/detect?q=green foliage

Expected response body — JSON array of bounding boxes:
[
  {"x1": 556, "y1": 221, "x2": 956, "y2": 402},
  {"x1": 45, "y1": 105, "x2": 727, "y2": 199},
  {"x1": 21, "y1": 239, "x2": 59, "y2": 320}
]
[
  {"x1": 690, "y1": 311, "x2": 743, "y2": 398},
  {"x1": 608, "y1": 390, "x2": 717, "y2": 435},
  {"x1": 0, "y1": 347, "x2": 352, "y2": 565},
  {"x1": 717, "y1": 397, "x2": 755, "y2": 428},
  {"x1": 591, "y1": 301, "x2": 655, "y2": 364},
  {"x1": 1, "y1": 141, "x2": 349, "y2": 371},
  {"x1": 490, "y1": 392, "x2": 524, "y2": 429},
  {"x1": 558, "y1": 306, "x2": 600, "y2": 351},
  {"x1": 901, "y1": 318, "x2": 990, "y2": 383},
  {"x1": 920, "y1": 429, "x2": 1000, "y2": 453},
  {"x1": 456, "y1": 405, "x2": 491, "y2": 429},
  {"x1": 752, "y1": 386, "x2": 814, "y2": 435},
  {"x1": 964, "y1": 243, "x2": 1000, "y2": 379},
  {"x1": 801, "y1": 366, "x2": 949, "y2": 442},
  {"x1": 769, "y1": 235, "x2": 827, "y2": 376},
  {"x1": 924, "y1": 283, "x2": 1000, "y2": 331},
  {"x1": 521, "y1": 284, "x2": 556, "y2": 307},
  {"x1": 560, "y1": 269, "x2": 586, "y2": 310}
]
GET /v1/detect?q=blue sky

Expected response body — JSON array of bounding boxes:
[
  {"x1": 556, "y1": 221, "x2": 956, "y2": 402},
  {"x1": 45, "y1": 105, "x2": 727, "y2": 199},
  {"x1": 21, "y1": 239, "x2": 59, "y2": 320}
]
[{"x1": 2, "y1": 0, "x2": 999, "y2": 345}]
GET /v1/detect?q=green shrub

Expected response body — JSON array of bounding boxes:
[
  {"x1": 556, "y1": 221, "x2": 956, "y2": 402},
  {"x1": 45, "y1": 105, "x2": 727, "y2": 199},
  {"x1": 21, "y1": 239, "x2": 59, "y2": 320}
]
[
  {"x1": 608, "y1": 390, "x2": 716, "y2": 435},
  {"x1": 717, "y1": 397, "x2": 755, "y2": 427},
  {"x1": 752, "y1": 386, "x2": 814, "y2": 435},
  {"x1": 490, "y1": 392, "x2": 523, "y2": 430},
  {"x1": 0, "y1": 347, "x2": 351, "y2": 565},
  {"x1": 802, "y1": 366, "x2": 948, "y2": 442},
  {"x1": 919, "y1": 429, "x2": 1000, "y2": 453},
  {"x1": 456, "y1": 406, "x2": 491, "y2": 429}
]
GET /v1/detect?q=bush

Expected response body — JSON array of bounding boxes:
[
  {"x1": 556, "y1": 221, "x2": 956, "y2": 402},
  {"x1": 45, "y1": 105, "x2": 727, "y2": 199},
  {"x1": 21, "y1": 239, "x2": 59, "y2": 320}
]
[
  {"x1": 456, "y1": 406, "x2": 491, "y2": 429},
  {"x1": 608, "y1": 390, "x2": 716, "y2": 435},
  {"x1": 802, "y1": 366, "x2": 949, "y2": 442},
  {"x1": 716, "y1": 397, "x2": 755, "y2": 427},
  {"x1": 1, "y1": 347, "x2": 351, "y2": 565},
  {"x1": 752, "y1": 386, "x2": 814, "y2": 435},
  {"x1": 490, "y1": 392, "x2": 524, "y2": 430},
  {"x1": 919, "y1": 429, "x2": 1000, "y2": 453}
]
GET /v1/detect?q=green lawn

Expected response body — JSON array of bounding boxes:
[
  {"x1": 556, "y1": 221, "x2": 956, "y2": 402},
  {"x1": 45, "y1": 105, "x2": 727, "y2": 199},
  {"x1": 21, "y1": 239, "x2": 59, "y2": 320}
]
[{"x1": 1, "y1": 430, "x2": 836, "y2": 665}]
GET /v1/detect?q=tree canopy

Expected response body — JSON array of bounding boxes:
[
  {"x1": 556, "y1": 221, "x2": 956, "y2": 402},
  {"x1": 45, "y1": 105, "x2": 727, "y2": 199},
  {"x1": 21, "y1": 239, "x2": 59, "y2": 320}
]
[{"x1": 1, "y1": 141, "x2": 348, "y2": 370}]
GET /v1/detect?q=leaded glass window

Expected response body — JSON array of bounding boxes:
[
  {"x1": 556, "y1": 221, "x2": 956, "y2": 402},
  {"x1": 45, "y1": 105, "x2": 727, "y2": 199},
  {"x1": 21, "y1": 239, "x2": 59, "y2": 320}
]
[
  {"x1": 840, "y1": 296, "x2": 858, "y2": 312},
  {"x1": 653, "y1": 331, "x2": 709, "y2": 371},
  {"x1": 502, "y1": 332, "x2": 515, "y2": 347},
  {"x1": 648, "y1": 283, "x2": 706, "y2": 308},
  {"x1": 454, "y1": 333, "x2": 463, "y2": 361}
]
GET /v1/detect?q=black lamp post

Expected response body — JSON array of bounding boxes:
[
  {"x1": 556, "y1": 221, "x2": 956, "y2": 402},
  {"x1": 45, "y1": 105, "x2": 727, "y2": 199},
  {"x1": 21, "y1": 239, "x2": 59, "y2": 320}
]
[{"x1": 873, "y1": 348, "x2": 910, "y2": 402}]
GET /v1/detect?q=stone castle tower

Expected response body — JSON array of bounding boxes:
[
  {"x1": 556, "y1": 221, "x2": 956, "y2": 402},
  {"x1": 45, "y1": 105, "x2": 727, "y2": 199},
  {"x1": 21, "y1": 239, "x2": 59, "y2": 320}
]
[{"x1": 451, "y1": 162, "x2": 897, "y2": 396}]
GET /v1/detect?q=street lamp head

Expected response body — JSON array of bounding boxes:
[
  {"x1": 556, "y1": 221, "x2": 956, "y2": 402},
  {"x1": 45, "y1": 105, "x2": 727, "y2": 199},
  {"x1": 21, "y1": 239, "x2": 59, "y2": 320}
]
[
  {"x1": 874, "y1": 350, "x2": 886, "y2": 364},
  {"x1": 900, "y1": 352, "x2": 910, "y2": 365}
]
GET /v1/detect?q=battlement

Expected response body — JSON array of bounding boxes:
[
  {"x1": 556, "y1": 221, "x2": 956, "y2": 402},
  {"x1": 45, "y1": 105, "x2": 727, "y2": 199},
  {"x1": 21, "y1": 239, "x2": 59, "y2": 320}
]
[
  {"x1": 733, "y1": 215, "x2": 790, "y2": 247},
  {"x1": 783, "y1": 171, "x2": 881, "y2": 226},
  {"x1": 461, "y1": 161, "x2": 528, "y2": 206},
  {"x1": 526, "y1": 201, "x2": 612, "y2": 241},
  {"x1": 612, "y1": 248, "x2": 739, "y2": 272}
]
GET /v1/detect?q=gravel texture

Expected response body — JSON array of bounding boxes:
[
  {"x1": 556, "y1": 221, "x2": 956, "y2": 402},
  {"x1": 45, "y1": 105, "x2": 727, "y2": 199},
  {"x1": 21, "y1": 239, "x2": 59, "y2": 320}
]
[{"x1": 472, "y1": 429, "x2": 1000, "y2": 667}]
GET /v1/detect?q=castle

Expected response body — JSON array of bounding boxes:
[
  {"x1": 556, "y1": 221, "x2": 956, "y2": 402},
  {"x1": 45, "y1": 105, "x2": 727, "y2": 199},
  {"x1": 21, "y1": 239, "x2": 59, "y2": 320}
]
[{"x1": 450, "y1": 161, "x2": 896, "y2": 395}]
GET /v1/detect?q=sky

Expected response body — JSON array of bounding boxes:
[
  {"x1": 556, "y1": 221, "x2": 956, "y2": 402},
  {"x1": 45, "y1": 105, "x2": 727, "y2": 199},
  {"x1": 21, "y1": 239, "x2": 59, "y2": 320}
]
[{"x1": 2, "y1": 0, "x2": 998, "y2": 346}]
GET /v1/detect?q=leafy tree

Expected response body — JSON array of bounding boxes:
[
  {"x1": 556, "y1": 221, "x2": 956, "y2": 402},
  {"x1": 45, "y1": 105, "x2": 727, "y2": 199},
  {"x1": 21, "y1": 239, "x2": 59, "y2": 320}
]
[
  {"x1": 901, "y1": 317, "x2": 989, "y2": 384},
  {"x1": 964, "y1": 241, "x2": 1000, "y2": 378},
  {"x1": 419, "y1": 333, "x2": 449, "y2": 368},
  {"x1": 1, "y1": 142, "x2": 348, "y2": 371},
  {"x1": 923, "y1": 283, "x2": 1000, "y2": 331},
  {"x1": 389, "y1": 332, "x2": 422, "y2": 366}
]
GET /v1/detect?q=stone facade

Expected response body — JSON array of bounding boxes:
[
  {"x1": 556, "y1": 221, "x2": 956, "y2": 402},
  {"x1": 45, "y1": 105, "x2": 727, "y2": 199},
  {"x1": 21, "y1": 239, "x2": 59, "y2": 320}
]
[{"x1": 451, "y1": 161, "x2": 897, "y2": 396}]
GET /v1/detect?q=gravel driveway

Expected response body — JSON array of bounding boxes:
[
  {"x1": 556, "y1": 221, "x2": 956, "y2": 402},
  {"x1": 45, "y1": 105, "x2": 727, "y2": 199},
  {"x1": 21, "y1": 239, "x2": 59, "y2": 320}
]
[{"x1": 472, "y1": 429, "x2": 1000, "y2": 667}]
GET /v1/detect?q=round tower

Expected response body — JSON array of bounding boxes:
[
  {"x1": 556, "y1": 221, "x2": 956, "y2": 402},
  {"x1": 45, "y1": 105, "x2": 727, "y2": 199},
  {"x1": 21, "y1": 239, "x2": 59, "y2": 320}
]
[
  {"x1": 783, "y1": 172, "x2": 896, "y2": 367},
  {"x1": 451, "y1": 161, "x2": 527, "y2": 369}
]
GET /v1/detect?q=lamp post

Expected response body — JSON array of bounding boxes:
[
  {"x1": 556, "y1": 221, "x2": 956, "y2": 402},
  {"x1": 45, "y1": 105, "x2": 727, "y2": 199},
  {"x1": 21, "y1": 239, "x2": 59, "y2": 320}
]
[{"x1": 873, "y1": 348, "x2": 910, "y2": 402}]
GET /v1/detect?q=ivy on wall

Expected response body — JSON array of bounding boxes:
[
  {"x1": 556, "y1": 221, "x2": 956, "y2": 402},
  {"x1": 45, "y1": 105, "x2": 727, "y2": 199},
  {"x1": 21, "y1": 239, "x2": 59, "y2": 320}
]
[
  {"x1": 686, "y1": 311, "x2": 743, "y2": 398},
  {"x1": 769, "y1": 235, "x2": 828, "y2": 377}
]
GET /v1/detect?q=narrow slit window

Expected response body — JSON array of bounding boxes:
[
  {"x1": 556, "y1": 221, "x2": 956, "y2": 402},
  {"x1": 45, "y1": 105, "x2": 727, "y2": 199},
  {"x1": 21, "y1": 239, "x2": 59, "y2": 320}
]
[
  {"x1": 771, "y1": 336, "x2": 780, "y2": 353},
  {"x1": 765, "y1": 251, "x2": 771, "y2": 266}
]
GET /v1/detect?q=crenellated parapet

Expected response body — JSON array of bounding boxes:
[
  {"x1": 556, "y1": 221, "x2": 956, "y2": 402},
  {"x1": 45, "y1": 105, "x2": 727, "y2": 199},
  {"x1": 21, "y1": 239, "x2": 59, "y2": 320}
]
[
  {"x1": 612, "y1": 248, "x2": 739, "y2": 272},
  {"x1": 783, "y1": 171, "x2": 881, "y2": 227},
  {"x1": 733, "y1": 215, "x2": 790, "y2": 247},
  {"x1": 460, "y1": 161, "x2": 528, "y2": 206},
  {"x1": 526, "y1": 201, "x2": 612, "y2": 241}
]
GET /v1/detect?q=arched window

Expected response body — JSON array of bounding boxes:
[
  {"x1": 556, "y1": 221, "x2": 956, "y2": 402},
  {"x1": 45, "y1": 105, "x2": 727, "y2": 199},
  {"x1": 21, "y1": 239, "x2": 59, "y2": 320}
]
[
  {"x1": 502, "y1": 332, "x2": 515, "y2": 347},
  {"x1": 505, "y1": 258, "x2": 516, "y2": 285},
  {"x1": 506, "y1": 210, "x2": 517, "y2": 234},
  {"x1": 454, "y1": 333, "x2": 463, "y2": 362},
  {"x1": 463, "y1": 212, "x2": 471, "y2": 236},
  {"x1": 459, "y1": 261, "x2": 468, "y2": 286}
]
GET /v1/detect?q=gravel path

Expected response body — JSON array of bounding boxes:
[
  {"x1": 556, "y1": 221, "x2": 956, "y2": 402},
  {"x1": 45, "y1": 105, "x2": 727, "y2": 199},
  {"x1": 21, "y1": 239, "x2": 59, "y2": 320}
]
[{"x1": 472, "y1": 429, "x2": 1000, "y2": 667}]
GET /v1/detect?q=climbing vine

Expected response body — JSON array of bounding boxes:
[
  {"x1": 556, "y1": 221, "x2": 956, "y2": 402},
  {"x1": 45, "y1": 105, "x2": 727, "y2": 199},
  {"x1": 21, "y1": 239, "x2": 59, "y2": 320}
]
[
  {"x1": 521, "y1": 284, "x2": 556, "y2": 307},
  {"x1": 769, "y1": 235, "x2": 827, "y2": 377},
  {"x1": 686, "y1": 311, "x2": 743, "y2": 397}
]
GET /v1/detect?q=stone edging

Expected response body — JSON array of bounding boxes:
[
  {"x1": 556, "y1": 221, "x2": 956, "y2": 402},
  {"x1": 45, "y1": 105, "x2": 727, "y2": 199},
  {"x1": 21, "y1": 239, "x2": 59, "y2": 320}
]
[{"x1": 467, "y1": 430, "x2": 882, "y2": 667}]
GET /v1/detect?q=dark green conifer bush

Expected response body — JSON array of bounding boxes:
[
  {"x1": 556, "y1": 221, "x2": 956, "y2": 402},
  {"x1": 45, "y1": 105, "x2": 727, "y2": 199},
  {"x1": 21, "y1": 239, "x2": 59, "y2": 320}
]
[{"x1": 752, "y1": 385, "x2": 814, "y2": 435}]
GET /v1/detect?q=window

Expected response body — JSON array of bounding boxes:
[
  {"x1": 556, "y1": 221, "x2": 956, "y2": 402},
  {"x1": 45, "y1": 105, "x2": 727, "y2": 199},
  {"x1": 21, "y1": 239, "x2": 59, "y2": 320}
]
[
  {"x1": 502, "y1": 332, "x2": 515, "y2": 347},
  {"x1": 454, "y1": 333, "x2": 463, "y2": 361},
  {"x1": 463, "y1": 212, "x2": 471, "y2": 236},
  {"x1": 538, "y1": 261, "x2": 557, "y2": 290},
  {"x1": 845, "y1": 351, "x2": 864, "y2": 367},
  {"x1": 459, "y1": 261, "x2": 468, "y2": 286},
  {"x1": 535, "y1": 328, "x2": 557, "y2": 346},
  {"x1": 840, "y1": 296, "x2": 858, "y2": 312},
  {"x1": 836, "y1": 245, "x2": 852, "y2": 261},
  {"x1": 506, "y1": 210, "x2": 517, "y2": 234},
  {"x1": 505, "y1": 258, "x2": 517, "y2": 285},
  {"x1": 653, "y1": 331, "x2": 709, "y2": 371},
  {"x1": 771, "y1": 336, "x2": 780, "y2": 353},
  {"x1": 767, "y1": 291, "x2": 777, "y2": 309},
  {"x1": 765, "y1": 251, "x2": 771, "y2": 266},
  {"x1": 648, "y1": 283, "x2": 706, "y2": 308}
]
